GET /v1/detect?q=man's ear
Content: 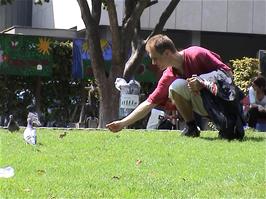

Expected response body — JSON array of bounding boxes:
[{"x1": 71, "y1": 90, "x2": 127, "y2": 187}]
[{"x1": 163, "y1": 49, "x2": 171, "y2": 56}]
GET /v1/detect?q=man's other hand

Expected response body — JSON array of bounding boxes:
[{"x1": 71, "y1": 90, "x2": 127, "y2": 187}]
[{"x1": 187, "y1": 76, "x2": 203, "y2": 94}]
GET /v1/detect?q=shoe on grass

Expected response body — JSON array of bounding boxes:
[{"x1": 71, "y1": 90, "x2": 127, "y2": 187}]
[{"x1": 181, "y1": 126, "x2": 200, "y2": 137}]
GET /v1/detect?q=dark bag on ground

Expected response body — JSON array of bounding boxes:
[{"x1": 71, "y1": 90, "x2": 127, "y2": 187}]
[
  {"x1": 158, "y1": 115, "x2": 176, "y2": 130},
  {"x1": 200, "y1": 79, "x2": 245, "y2": 140}
]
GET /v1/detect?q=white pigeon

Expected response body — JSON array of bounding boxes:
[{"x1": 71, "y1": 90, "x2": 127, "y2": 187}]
[{"x1": 23, "y1": 113, "x2": 41, "y2": 145}]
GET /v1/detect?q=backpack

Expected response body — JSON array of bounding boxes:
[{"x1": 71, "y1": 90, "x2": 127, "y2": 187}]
[
  {"x1": 158, "y1": 115, "x2": 176, "y2": 130},
  {"x1": 200, "y1": 80, "x2": 245, "y2": 140}
]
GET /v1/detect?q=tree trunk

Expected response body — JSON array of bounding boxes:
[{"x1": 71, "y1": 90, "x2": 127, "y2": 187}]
[
  {"x1": 98, "y1": 79, "x2": 120, "y2": 128},
  {"x1": 78, "y1": 80, "x2": 87, "y2": 123},
  {"x1": 35, "y1": 76, "x2": 41, "y2": 116}
]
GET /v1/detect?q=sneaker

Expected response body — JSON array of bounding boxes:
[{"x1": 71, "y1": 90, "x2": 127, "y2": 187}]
[{"x1": 181, "y1": 126, "x2": 200, "y2": 137}]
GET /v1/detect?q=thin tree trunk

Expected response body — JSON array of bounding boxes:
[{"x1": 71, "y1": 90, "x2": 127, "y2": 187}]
[
  {"x1": 98, "y1": 80, "x2": 120, "y2": 128},
  {"x1": 70, "y1": 105, "x2": 78, "y2": 122},
  {"x1": 35, "y1": 76, "x2": 41, "y2": 116},
  {"x1": 78, "y1": 80, "x2": 87, "y2": 123}
]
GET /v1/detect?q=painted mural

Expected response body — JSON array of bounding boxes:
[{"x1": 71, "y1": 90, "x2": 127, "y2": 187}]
[
  {"x1": 0, "y1": 34, "x2": 53, "y2": 77},
  {"x1": 73, "y1": 38, "x2": 160, "y2": 82}
]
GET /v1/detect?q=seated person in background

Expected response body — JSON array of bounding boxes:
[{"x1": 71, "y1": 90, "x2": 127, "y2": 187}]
[{"x1": 246, "y1": 75, "x2": 266, "y2": 128}]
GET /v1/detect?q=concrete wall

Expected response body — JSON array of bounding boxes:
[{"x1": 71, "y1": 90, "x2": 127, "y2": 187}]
[
  {"x1": 32, "y1": 0, "x2": 83, "y2": 29},
  {"x1": 201, "y1": 32, "x2": 266, "y2": 62},
  {"x1": 32, "y1": 0, "x2": 55, "y2": 28},
  {"x1": 0, "y1": 0, "x2": 32, "y2": 31},
  {"x1": 32, "y1": 0, "x2": 125, "y2": 31},
  {"x1": 31, "y1": 0, "x2": 266, "y2": 35},
  {"x1": 141, "y1": 0, "x2": 266, "y2": 35}
]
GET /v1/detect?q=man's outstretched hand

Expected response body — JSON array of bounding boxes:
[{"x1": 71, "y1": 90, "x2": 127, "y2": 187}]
[{"x1": 106, "y1": 121, "x2": 124, "y2": 132}]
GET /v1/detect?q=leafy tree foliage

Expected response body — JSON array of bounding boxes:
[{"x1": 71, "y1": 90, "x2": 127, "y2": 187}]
[
  {"x1": 231, "y1": 57, "x2": 260, "y2": 94},
  {"x1": 0, "y1": 0, "x2": 13, "y2": 5}
]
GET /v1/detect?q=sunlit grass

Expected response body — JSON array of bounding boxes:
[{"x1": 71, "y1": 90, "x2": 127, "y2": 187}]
[{"x1": 0, "y1": 128, "x2": 265, "y2": 198}]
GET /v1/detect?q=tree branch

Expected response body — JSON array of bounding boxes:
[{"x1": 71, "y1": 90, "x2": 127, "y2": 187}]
[
  {"x1": 146, "y1": 0, "x2": 158, "y2": 8},
  {"x1": 121, "y1": 0, "x2": 149, "y2": 65},
  {"x1": 123, "y1": 0, "x2": 149, "y2": 38},
  {"x1": 76, "y1": 0, "x2": 93, "y2": 27},
  {"x1": 123, "y1": 41, "x2": 146, "y2": 81},
  {"x1": 122, "y1": 0, "x2": 136, "y2": 27},
  {"x1": 76, "y1": 0, "x2": 106, "y2": 82},
  {"x1": 146, "y1": 0, "x2": 181, "y2": 42},
  {"x1": 91, "y1": 0, "x2": 102, "y2": 25},
  {"x1": 123, "y1": 0, "x2": 181, "y2": 81},
  {"x1": 105, "y1": 0, "x2": 122, "y2": 67}
]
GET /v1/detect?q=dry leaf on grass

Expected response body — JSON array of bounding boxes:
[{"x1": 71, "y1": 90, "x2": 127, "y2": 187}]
[
  {"x1": 112, "y1": 176, "x2": 120, "y2": 180},
  {"x1": 59, "y1": 131, "x2": 67, "y2": 138},
  {"x1": 36, "y1": 169, "x2": 46, "y2": 175},
  {"x1": 136, "y1": 160, "x2": 142, "y2": 165}
]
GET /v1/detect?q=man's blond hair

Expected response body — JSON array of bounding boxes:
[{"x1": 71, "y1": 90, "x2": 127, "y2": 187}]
[{"x1": 146, "y1": 34, "x2": 176, "y2": 54}]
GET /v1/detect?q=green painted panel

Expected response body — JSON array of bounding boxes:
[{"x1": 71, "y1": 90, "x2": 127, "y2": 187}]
[
  {"x1": 83, "y1": 57, "x2": 159, "y2": 83},
  {"x1": 0, "y1": 34, "x2": 53, "y2": 76}
]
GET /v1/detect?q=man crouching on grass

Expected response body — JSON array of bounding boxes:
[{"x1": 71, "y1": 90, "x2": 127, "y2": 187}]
[{"x1": 106, "y1": 34, "x2": 245, "y2": 140}]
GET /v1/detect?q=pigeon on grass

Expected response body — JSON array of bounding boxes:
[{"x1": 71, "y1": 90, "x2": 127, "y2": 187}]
[{"x1": 23, "y1": 112, "x2": 41, "y2": 145}]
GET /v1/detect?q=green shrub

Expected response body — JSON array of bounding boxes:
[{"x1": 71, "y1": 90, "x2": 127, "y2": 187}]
[{"x1": 230, "y1": 57, "x2": 260, "y2": 94}]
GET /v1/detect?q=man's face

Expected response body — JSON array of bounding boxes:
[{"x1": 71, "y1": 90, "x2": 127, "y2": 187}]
[{"x1": 147, "y1": 47, "x2": 168, "y2": 71}]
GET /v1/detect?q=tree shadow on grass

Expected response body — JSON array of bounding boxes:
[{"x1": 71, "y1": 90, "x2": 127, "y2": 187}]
[
  {"x1": 242, "y1": 136, "x2": 266, "y2": 142},
  {"x1": 199, "y1": 136, "x2": 266, "y2": 142},
  {"x1": 199, "y1": 136, "x2": 220, "y2": 141}
]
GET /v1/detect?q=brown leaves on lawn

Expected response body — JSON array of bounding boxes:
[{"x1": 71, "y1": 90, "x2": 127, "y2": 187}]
[
  {"x1": 36, "y1": 169, "x2": 46, "y2": 175},
  {"x1": 24, "y1": 188, "x2": 31, "y2": 192},
  {"x1": 112, "y1": 176, "x2": 120, "y2": 180},
  {"x1": 59, "y1": 131, "x2": 67, "y2": 139},
  {"x1": 136, "y1": 159, "x2": 142, "y2": 165}
]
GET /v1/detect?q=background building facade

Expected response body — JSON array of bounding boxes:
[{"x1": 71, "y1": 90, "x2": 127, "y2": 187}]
[{"x1": 1, "y1": 0, "x2": 266, "y2": 62}]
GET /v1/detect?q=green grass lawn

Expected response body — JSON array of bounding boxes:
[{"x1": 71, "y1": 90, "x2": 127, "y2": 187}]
[{"x1": 0, "y1": 128, "x2": 265, "y2": 198}]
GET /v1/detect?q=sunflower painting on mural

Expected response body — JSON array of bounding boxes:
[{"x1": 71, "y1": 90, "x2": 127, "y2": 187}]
[
  {"x1": 37, "y1": 37, "x2": 52, "y2": 55},
  {"x1": 82, "y1": 39, "x2": 112, "y2": 60}
]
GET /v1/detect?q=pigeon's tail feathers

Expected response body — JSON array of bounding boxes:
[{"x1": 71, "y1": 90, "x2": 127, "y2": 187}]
[
  {"x1": 24, "y1": 135, "x2": 37, "y2": 145},
  {"x1": 23, "y1": 128, "x2": 37, "y2": 145}
]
